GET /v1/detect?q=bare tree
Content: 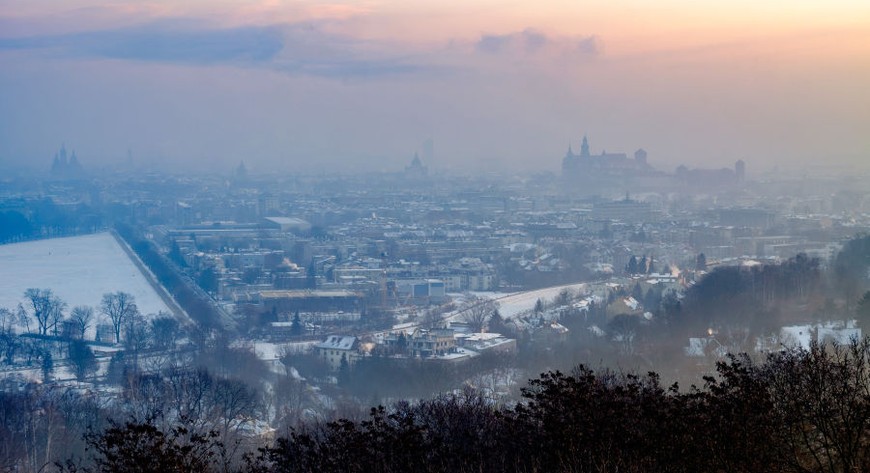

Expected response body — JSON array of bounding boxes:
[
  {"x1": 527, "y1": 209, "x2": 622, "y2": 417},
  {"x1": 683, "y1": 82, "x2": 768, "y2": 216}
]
[
  {"x1": 420, "y1": 307, "x2": 444, "y2": 330},
  {"x1": 101, "y1": 291, "x2": 138, "y2": 344},
  {"x1": 123, "y1": 312, "x2": 148, "y2": 370},
  {"x1": 69, "y1": 306, "x2": 94, "y2": 340},
  {"x1": 274, "y1": 373, "x2": 313, "y2": 428},
  {"x1": 554, "y1": 288, "x2": 573, "y2": 307},
  {"x1": 46, "y1": 300, "x2": 65, "y2": 336},
  {"x1": 0, "y1": 308, "x2": 17, "y2": 364},
  {"x1": 166, "y1": 368, "x2": 213, "y2": 429},
  {"x1": 209, "y1": 377, "x2": 259, "y2": 438},
  {"x1": 23, "y1": 288, "x2": 66, "y2": 336},
  {"x1": 461, "y1": 293, "x2": 500, "y2": 333},
  {"x1": 124, "y1": 373, "x2": 170, "y2": 425},
  {"x1": 0, "y1": 307, "x2": 14, "y2": 334},
  {"x1": 608, "y1": 314, "x2": 639, "y2": 355},
  {"x1": 150, "y1": 315, "x2": 180, "y2": 351},
  {"x1": 16, "y1": 303, "x2": 30, "y2": 334}
]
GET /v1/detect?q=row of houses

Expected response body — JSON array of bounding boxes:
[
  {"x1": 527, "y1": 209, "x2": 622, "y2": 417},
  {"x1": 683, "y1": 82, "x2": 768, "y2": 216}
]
[
  {"x1": 314, "y1": 328, "x2": 517, "y2": 370},
  {"x1": 685, "y1": 320, "x2": 862, "y2": 358}
]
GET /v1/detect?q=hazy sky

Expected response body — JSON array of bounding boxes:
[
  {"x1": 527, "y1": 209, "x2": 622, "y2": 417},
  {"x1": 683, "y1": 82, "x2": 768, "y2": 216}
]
[{"x1": 1, "y1": 0, "x2": 868, "y2": 174}]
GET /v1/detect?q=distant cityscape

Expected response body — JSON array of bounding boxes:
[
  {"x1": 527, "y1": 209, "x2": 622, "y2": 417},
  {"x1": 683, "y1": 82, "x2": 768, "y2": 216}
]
[{"x1": 1, "y1": 138, "x2": 870, "y2": 470}]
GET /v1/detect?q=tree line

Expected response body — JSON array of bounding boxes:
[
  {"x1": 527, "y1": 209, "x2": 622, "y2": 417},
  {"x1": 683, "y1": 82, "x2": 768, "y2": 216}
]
[
  {"x1": 22, "y1": 337, "x2": 870, "y2": 473},
  {"x1": 0, "y1": 288, "x2": 185, "y2": 384},
  {"x1": 115, "y1": 223, "x2": 225, "y2": 334},
  {"x1": 0, "y1": 199, "x2": 104, "y2": 244}
]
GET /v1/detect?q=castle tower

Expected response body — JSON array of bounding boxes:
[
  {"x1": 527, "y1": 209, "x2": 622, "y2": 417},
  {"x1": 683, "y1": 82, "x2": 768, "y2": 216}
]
[
  {"x1": 634, "y1": 148, "x2": 647, "y2": 165},
  {"x1": 580, "y1": 135, "x2": 590, "y2": 158}
]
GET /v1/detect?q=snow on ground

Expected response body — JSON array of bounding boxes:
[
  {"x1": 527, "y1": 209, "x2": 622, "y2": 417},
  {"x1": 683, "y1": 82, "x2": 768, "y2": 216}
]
[
  {"x1": 439, "y1": 282, "x2": 590, "y2": 324},
  {"x1": 488, "y1": 283, "x2": 588, "y2": 319},
  {"x1": 252, "y1": 341, "x2": 316, "y2": 361},
  {"x1": 0, "y1": 233, "x2": 171, "y2": 322}
]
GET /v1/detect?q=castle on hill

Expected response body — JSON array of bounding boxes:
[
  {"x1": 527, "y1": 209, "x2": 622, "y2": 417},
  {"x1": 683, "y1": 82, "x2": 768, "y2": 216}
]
[
  {"x1": 560, "y1": 134, "x2": 747, "y2": 192},
  {"x1": 561, "y1": 135, "x2": 653, "y2": 177}
]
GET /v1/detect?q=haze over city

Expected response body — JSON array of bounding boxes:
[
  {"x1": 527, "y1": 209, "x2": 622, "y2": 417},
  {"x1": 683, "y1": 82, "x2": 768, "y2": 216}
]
[
  {"x1": 5, "y1": 2, "x2": 870, "y2": 472},
  {"x1": 1, "y1": 0, "x2": 868, "y2": 173}
]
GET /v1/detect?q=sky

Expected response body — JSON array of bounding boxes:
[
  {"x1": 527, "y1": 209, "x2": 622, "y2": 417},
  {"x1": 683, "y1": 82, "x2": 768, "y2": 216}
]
[{"x1": 0, "y1": 0, "x2": 868, "y2": 174}]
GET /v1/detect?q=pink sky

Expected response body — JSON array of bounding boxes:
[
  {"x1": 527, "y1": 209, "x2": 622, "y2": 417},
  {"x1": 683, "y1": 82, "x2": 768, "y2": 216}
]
[{"x1": 0, "y1": 0, "x2": 868, "y2": 173}]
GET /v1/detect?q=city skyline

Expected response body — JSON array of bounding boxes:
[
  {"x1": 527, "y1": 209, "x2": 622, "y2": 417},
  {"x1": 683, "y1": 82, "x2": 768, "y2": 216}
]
[{"x1": 1, "y1": 0, "x2": 868, "y2": 173}]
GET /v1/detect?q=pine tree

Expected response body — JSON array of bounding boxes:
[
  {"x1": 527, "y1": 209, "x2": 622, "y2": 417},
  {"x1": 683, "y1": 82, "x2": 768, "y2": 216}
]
[
  {"x1": 639, "y1": 256, "x2": 649, "y2": 274},
  {"x1": 41, "y1": 351, "x2": 53, "y2": 382},
  {"x1": 291, "y1": 310, "x2": 303, "y2": 336},
  {"x1": 627, "y1": 256, "x2": 639, "y2": 274},
  {"x1": 489, "y1": 309, "x2": 511, "y2": 336},
  {"x1": 307, "y1": 262, "x2": 317, "y2": 289}
]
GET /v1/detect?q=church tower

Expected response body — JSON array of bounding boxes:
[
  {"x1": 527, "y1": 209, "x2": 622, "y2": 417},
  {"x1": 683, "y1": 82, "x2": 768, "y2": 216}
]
[{"x1": 580, "y1": 135, "x2": 590, "y2": 158}]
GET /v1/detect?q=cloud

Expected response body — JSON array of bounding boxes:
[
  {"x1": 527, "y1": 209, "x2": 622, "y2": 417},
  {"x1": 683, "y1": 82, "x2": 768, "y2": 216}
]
[
  {"x1": 475, "y1": 28, "x2": 598, "y2": 57},
  {"x1": 477, "y1": 29, "x2": 550, "y2": 54},
  {"x1": 576, "y1": 36, "x2": 600, "y2": 55},
  {"x1": 0, "y1": 19, "x2": 594, "y2": 81},
  {"x1": 0, "y1": 19, "x2": 434, "y2": 80},
  {"x1": 477, "y1": 33, "x2": 513, "y2": 54},
  {"x1": 0, "y1": 22, "x2": 284, "y2": 65},
  {"x1": 522, "y1": 29, "x2": 549, "y2": 52}
]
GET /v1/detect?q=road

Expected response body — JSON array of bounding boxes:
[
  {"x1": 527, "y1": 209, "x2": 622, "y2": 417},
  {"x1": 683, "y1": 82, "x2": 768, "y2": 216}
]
[{"x1": 368, "y1": 280, "x2": 600, "y2": 339}]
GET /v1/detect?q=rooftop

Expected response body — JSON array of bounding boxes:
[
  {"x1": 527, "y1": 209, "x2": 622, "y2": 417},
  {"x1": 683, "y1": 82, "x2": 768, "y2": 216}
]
[{"x1": 315, "y1": 335, "x2": 357, "y2": 351}]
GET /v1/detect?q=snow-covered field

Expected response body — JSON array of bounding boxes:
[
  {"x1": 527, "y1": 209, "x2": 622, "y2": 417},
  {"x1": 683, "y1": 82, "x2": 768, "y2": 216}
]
[
  {"x1": 0, "y1": 233, "x2": 171, "y2": 318},
  {"x1": 492, "y1": 283, "x2": 589, "y2": 318}
]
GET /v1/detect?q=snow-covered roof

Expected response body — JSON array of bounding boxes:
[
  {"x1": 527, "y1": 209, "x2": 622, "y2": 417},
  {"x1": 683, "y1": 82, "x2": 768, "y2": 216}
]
[
  {"x1": 685, "y1": 337, "x2": 728, "y2": 358},
  {"x1": 264, "y1": 216, "x2": 309, "y2": 226},
  {"x1": 781, "y1": 321, "x2": 862, "y2": 350},
  {"x1": 572, "y1": 300, "x2": 590, "y2": 310},
  {"x1": 315, "y1": 335, "x2": 357, "y2": 351},
  {"x1": 546, "y1": 322, "x2": 569, "y2": 334},
  {"x1": 430, "y1": 347, "x2": 478, "y2": 361},
  {"x1": 460, "y1": 332, "x2": 503, "y2": 342}
]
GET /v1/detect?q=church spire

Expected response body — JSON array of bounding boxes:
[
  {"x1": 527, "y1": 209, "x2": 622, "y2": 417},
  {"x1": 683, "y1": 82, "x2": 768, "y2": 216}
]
[{"x1": 580, "y1": 134, "x2": 590, "y2": 158}]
